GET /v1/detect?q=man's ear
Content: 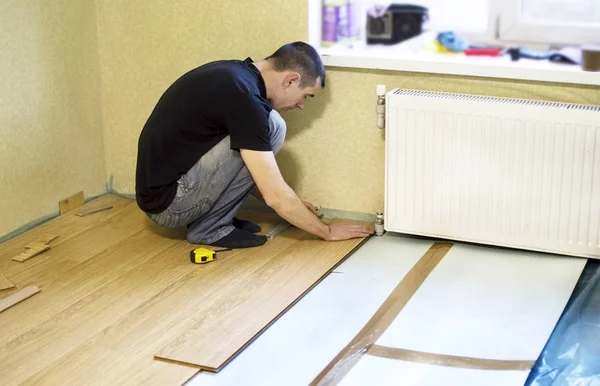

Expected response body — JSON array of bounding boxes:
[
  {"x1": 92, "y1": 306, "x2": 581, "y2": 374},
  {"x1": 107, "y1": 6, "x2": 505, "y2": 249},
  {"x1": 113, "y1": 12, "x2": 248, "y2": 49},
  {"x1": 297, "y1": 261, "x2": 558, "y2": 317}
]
[{"x1": 284, "y1": 72, "x2": 301, "y2": 87}]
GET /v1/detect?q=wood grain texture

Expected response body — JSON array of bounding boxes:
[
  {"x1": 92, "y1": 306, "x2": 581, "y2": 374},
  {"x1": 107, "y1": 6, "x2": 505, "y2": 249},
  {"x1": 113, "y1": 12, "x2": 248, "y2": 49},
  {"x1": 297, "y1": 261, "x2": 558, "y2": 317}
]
[
  {"x1": 16, "y1": 214, "x2": 284, "y2": 385},
  {"x1": 0, "y1": 202, "x2": 158, "y2": 349},
  {"x1": 0, "y1": 197, "x2": 364, "y2": 385},
  {"x1": 154, "y1": 227, "x2": 368, "y2": 371},
  {"x1": 58, "y1": 191, "x2": 85, "y2": 214},
  {"x1": 0, "y1": 194, "x2": 132, "y2": 276},
  {"x1": 0, "y1": 286, "x2": 40, "y2": 313},
  {"x1": 12, "y1": 243, "x2": 50, "y2": 262},
  {"x1": 31, "y1": 234, "x2": 59, "y2": 245},
  {"x1": 0, "y1": 274, "x2": 15, "y2": 291},
  {"x1": 20, "y1": 216, "x2": 289, "y2": 385}
]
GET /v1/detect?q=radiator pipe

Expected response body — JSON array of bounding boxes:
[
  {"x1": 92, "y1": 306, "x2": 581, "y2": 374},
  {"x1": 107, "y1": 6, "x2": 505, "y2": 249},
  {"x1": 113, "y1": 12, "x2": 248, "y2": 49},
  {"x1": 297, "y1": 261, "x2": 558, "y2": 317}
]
[
  {"x1": 376, "y1": 84, "x2": 386, "y2": 129},
  {"x1": 375, "y1": 212, "x2": 384, "y2": 236}
]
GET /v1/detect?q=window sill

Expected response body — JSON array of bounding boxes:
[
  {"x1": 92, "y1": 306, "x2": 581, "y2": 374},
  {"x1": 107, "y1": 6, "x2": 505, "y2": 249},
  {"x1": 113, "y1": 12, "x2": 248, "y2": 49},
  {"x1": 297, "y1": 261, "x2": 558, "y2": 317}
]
[{"x1": 318, "y1": 35, "x2": 600, "y2": 87}]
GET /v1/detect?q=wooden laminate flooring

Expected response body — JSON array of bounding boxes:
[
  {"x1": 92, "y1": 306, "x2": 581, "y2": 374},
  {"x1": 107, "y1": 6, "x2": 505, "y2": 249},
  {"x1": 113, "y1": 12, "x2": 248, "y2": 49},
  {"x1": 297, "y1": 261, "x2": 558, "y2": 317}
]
[{"x1": 0, "y1": 194, "x2": 367, "y2": 385}]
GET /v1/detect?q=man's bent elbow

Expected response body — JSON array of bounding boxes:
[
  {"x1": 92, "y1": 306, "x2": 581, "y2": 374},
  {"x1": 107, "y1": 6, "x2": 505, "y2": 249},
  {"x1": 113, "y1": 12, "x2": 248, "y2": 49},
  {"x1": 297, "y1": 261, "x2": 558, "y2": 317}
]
[{"x1": 264, "y1": 195, "x2": 284, "y2": 212}]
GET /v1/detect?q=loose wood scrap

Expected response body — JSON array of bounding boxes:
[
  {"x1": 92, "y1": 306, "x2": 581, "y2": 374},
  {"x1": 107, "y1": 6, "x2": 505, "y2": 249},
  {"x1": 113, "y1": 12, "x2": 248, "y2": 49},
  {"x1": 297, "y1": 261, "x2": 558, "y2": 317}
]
[
  {"x1": 0, "y1": 274, "x2": 15, "y2": 291},
  {"x1": 75, "y1": 205, "x2": 113, "y2": 217},
  {"x1": 0, "y1": 195, "x2": 131, "y2": 280},
  {"x1": 37, "y1": 234, "x2": 59, "y2": 244},
  {"x1": 59, "y1": 191, "x2": 85, "y2": 215},
  {"x1": 12, "y1": 234, "x2": 59, "y2": 263},
  {"x1": 13, "y1": 243, "x2": 51, "y2": 263},
  {"x1": 0, "y1": 286, "x2": 41, "y2": 313}
]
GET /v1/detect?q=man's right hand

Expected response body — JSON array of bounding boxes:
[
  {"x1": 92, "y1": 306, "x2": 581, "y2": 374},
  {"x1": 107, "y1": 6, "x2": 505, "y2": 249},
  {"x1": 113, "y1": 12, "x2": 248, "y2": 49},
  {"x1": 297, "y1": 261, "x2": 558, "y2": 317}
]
[
  {"x1": 324, "y1": 222, "x2": 374, "y2": 241},
  {"x1": 241, "y1": 149, "x2": 375, "y2": 242}
]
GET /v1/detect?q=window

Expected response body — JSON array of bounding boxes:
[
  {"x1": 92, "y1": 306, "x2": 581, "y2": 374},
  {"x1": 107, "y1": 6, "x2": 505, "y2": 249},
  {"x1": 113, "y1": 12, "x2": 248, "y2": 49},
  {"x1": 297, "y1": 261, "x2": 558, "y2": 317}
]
[
  {"x1": 310, "y1": 0, "x2": 495, "y2": 50},
  {"x1": 308, "y1": 0, "x2": 600, "y2": 86},
  {"x1": 497, "y1": 0, "x2": 600, "y2": 45}
]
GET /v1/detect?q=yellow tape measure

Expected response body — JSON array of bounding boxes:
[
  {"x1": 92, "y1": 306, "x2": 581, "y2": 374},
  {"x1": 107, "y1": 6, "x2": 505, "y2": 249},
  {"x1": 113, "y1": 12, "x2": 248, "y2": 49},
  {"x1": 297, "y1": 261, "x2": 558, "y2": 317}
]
[{"x1": 189, "y1": 247, "x2": 232, "y2": 264}]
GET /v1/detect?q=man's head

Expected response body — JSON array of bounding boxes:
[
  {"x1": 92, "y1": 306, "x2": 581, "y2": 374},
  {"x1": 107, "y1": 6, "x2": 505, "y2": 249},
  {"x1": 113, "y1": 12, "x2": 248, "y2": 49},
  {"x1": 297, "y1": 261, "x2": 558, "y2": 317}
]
[{"x1": 257, "y1": 42, "x2": 325, "y2": 111}]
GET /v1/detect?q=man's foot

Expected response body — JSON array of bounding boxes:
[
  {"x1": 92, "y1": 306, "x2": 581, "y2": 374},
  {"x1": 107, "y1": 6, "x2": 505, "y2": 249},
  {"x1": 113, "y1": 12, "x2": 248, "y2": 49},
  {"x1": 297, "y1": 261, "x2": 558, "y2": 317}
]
[
  {"x1": 233, "y1": 217, "x2": 261, "y2": 233},
  {"x1": 207, "y1": 228, "x2": 267, "y2": 248}
]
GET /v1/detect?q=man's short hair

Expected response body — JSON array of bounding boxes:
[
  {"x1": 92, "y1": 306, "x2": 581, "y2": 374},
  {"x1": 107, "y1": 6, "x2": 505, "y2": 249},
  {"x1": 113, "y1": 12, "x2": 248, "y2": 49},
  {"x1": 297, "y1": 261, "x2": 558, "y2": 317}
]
[{"x1": 266, "y1": 42, "x2": 326, "y2": 88}]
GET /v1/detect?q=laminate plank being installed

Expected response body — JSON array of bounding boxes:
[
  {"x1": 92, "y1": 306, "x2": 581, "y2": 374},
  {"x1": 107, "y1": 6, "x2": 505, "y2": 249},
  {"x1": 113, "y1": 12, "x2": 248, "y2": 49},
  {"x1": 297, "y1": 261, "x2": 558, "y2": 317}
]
[
  {"x1": 189, "y1": 235, "x2": 435, "y2": 386},
  {"x1": 154, "y1": 227, "x2": 368, "y2": 371}
]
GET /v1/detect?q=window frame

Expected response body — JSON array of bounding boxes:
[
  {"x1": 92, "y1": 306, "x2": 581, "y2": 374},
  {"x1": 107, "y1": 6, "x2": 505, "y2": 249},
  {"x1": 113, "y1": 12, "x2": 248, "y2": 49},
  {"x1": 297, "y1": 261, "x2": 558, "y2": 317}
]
[
  {"x1": 307, "y1": 0, "x2": 600, "y2": 86},
  {"x1": 496, "y1": 0, "x2": 600, "y2": 46}
]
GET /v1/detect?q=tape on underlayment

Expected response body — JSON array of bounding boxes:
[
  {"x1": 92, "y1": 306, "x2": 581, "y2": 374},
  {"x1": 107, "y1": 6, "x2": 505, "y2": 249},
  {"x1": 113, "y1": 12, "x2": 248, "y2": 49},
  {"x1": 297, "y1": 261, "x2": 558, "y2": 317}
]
[
  {"x1": 368, "y1": 345, "x2": 535, "y2": 371},
  {"x1": 310, "y1": 242, "x2": 453, "y2": 386}
]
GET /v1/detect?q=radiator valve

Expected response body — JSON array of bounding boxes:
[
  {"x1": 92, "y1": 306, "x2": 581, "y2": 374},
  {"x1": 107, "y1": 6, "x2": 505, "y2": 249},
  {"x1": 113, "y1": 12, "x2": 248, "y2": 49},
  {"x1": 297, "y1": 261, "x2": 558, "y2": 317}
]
[
  {"x1": 375, "y1": 212, "x2": 384, "y2": 236},
  {"x1": 376, "y1": 84, "x2": 386, "y2": 129}
]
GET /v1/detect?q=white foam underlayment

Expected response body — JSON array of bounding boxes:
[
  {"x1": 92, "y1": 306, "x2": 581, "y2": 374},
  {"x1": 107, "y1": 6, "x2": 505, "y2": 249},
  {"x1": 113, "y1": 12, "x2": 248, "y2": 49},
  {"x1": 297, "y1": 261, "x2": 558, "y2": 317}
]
[{"x1": 186, "y1": 233, "x2": 586, "y2": 386}]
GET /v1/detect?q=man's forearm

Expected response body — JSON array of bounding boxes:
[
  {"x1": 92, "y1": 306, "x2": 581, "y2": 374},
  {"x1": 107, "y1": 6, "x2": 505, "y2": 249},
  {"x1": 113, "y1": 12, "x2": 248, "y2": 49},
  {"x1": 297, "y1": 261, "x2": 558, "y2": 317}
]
[{"x1": 268, "y1": 187, "x2": 330, "y2": 239}]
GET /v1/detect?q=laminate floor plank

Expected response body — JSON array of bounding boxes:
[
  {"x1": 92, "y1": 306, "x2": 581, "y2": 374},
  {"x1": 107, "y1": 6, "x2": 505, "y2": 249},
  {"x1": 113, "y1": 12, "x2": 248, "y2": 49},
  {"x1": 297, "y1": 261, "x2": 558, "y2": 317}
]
[
  {"x1": 0, "y1": 240, "x2": 195, "y2": 385},
  {"x1": 0, "y1": 194, "x2": 132, "y2": 275},
  {"x1": 0, "y1": 203, "x2": 366, "y2": 385},
  {"x1": 154, "y1": 230, "x2": 367, "y2": 371},
  {"x1": 0, "y1": 227, "x2": 177, "y2": 347},
  {"x1": 19, "y1": 219, "x2": 297, "y2": 385},
  {"x1": 2, "y1": 202, "x2": 148, "y2": 285},
  {"x1": 0, "y1": 203, "x2": 153, "y2": 347}
]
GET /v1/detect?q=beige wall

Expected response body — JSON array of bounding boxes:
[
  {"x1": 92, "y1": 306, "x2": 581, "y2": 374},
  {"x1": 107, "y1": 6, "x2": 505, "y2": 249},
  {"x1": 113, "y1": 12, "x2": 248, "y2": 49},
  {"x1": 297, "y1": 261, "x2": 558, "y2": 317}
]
[
  {"x1": 98, "y1": 1, "x2": 599, "y2": 216},
  {"x1": 2, "y1": 2, "x2": 595, "y2": 239},
  {"x1": 0, "y1": 0, "x2": 106, "y2": 237}
]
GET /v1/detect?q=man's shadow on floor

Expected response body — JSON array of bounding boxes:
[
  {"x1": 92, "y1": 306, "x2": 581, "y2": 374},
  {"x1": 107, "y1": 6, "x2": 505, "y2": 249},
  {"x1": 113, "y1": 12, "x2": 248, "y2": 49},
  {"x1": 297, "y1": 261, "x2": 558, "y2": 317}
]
[{"x1": 144, "y1": 219, "x2": 188, "y2": 240}]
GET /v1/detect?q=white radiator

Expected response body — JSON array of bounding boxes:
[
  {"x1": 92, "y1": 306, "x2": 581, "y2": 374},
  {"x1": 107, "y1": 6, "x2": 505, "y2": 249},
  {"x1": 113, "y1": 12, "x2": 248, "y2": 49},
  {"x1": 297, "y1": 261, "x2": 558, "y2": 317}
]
[{"x1": 384, "y1": 89, "x2": 600, "y2": 259}]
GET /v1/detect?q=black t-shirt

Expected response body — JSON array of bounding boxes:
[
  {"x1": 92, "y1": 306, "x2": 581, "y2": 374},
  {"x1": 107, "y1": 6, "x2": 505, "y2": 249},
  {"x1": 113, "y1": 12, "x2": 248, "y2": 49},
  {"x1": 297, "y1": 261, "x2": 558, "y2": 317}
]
[{"x1": 135, "y1": 57, "x2": 273, "y2": 214}]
